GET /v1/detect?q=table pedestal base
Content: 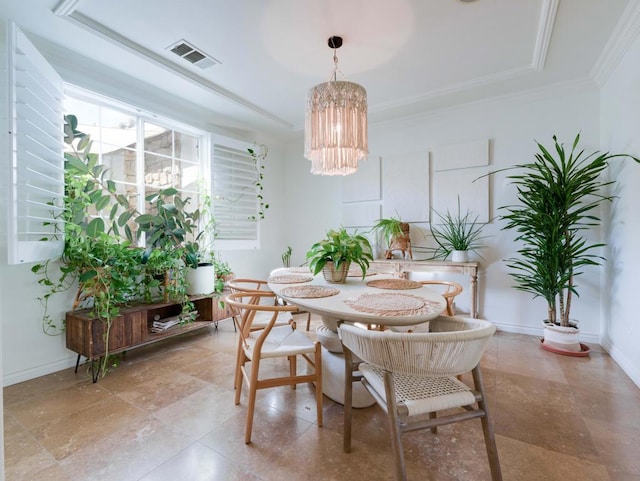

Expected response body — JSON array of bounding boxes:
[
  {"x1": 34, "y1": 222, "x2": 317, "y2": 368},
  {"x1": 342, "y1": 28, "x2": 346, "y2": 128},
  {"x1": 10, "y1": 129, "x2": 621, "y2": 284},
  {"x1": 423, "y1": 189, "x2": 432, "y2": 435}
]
[{"x1": 321, "y1": 347, "x2": 375, "y2": 408}]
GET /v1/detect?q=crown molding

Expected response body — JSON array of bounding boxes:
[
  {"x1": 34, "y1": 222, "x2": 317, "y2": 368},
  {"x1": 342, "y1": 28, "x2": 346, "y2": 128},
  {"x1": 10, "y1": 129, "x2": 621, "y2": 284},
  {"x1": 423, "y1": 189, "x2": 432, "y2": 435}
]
[
  {"x1": 371, "y1": 65, "x2": 533, "y2": 115},
  {"x1": 53, "y1": 9, "x2": 293, "y2": 129},
  {"x1": 52, "y1": 0, "x2": 85, "y2": 17},
  {"x1": 590, "y1": 0, "x2": 640, "y2": 87},
  {"x1": 531, "y1": 0, "x2": 559, "y2": 70}
]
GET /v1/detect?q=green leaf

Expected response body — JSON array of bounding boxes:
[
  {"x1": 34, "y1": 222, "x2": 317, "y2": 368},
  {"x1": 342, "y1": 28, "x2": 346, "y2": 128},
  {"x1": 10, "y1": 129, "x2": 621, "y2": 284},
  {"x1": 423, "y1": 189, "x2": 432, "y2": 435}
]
[
  {"x1": 95, "y1": 195, "x2": 111, "y2": 211},
  {"x1": 86, "y1": 218, "x2": 105, "y2": 237}
]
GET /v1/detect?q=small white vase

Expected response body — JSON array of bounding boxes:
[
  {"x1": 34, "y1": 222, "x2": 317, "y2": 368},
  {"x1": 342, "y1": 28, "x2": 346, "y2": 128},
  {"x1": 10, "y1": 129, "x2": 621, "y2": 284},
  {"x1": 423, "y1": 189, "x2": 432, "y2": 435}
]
[
  {"x1": 451, "y1": 250, "x2": 469, "y2": 262},
  {"x1": 185, "y1": 263, "x2": 216, "y2": 295}
]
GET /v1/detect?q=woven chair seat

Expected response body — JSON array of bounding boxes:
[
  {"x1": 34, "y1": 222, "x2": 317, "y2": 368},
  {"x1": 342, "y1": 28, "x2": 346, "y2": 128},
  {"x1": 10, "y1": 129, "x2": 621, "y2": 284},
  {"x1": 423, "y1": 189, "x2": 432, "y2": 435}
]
[
  {"x1": 250, "y1": 311, "x2": 293, "y2": 329},
  {"x1": 360, "y1": 364, "x2": 476, "y2": 417},
  {"x1": 245, "y1": 325, "x2": 315, "y2": 359}
]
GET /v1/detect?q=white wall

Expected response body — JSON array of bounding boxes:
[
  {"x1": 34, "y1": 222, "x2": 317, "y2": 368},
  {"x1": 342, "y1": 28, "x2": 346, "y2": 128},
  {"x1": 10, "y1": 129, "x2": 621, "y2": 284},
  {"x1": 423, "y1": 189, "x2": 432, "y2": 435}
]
[
  {"x1": 600, "y1": 32, "x2": 640, "y2": 387},
  {"x1": 284, "y1": 82, "x2": 604, "y2": 339}
]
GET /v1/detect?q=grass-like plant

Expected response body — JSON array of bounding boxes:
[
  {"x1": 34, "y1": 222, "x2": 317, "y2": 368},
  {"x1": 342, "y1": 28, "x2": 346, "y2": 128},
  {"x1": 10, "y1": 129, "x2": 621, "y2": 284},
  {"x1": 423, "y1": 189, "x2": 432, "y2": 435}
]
[{"x1": 429, "y1": 197, "x2": 485, "y2": 260}]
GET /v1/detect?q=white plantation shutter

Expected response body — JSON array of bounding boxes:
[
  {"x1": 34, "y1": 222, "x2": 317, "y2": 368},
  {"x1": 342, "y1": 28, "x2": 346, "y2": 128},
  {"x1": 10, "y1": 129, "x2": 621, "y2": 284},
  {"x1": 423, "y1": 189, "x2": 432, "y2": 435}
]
[
  {"x1": 211, "y1": 136, "x2": 259, "y2": 249},
  {"x1": 6, "y1": 22, "x2": 64, "y2": 264}
]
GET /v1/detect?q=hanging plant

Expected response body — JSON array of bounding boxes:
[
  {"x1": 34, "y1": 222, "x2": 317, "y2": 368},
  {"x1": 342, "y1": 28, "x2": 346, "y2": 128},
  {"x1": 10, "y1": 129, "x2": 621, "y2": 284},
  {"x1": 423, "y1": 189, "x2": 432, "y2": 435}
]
[{"x1": 248, "y1": 144, "x2": 269, "y2": 220}]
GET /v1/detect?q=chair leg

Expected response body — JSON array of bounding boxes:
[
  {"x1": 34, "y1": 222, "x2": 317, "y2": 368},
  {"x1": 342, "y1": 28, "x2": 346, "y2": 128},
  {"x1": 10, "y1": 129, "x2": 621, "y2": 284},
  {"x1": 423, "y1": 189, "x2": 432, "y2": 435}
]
[
  {"x1": 306, "y1": 312, "x2": 311, "y2": 331},
  {"x1": 244, "y1": 358, "x2": 261, "y2": 444},
  {"x1": 234, "y1": 351, "x2": 246, "y2": 405},
  {"x1": 383, "y1": 371, "x2": 407, "y2": 481},
  {"x1": 289, "y1": 355, "x2": 297, "y2": 390},
  {"x1": 429, "y1": 412, "x2": 438, "y2": 434},
  {"x1": 315, "y1": 342, "x2": 323, "y2": 427},
  {"x1": 234, "y1": 342, "x2": 243, "y2": 392},
  {"x1": 343, "y1": 347, "x2": 354, "y2": 453},
  {"x1": 472, "y1": 366, "x2": 503, "y2": 481}
]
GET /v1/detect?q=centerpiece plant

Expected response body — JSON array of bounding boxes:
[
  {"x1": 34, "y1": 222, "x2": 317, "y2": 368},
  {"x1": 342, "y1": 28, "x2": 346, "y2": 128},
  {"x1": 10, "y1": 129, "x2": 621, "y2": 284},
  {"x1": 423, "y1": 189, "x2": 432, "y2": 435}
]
[{"x1": 306, "y1": 227, "x2": 373, "y2": 283}]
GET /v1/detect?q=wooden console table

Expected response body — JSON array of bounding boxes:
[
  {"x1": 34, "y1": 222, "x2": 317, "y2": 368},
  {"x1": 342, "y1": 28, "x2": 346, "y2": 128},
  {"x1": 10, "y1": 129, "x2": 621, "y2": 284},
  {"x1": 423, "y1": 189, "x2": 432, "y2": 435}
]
[
  {"x1": 371, "y1": 259, "x2": 480, "y2": 318},
  {"x1": 66, "y1": 293, "x2": 234, "y2": 382}
]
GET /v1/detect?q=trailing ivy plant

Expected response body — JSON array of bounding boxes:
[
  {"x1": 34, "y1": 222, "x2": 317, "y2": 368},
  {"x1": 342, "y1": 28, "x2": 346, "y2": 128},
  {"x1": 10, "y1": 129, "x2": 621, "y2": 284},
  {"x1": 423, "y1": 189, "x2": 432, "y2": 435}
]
[
  {"x1": 248, "y1": 144, "x2": 269, "y2": 220},
  {"x1": 32, "y1": 114, "x2": 205, "y2": 378}
]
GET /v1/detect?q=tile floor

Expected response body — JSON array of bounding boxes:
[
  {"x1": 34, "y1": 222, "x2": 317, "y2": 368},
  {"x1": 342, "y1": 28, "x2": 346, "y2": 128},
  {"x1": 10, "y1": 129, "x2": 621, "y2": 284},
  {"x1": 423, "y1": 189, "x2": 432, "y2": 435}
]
[{"x1": 3, "y1": 314, "x2": 640, "y2": 481}]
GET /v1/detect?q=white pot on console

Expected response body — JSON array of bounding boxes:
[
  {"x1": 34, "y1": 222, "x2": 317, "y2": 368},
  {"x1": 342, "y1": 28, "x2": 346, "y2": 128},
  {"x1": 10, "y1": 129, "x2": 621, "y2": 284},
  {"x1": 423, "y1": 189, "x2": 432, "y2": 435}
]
[
  {"x1": 185, "y1": 263, "x2": 216, "y2": 295},
  {"x1": 451, "y1": 250, "x2": 469, "y2": 262}
]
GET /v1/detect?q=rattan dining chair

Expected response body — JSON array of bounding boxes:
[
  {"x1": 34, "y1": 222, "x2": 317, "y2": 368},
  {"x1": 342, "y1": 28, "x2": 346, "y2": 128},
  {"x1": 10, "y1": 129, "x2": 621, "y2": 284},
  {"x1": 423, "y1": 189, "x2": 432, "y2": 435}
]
[
  {"x1": 339, "y1": 316, "x2": 502, "y2": 481},
  {"x1": 417, "y1": 280, "x2": 463, "y2": 316},
  {"x1": 225, "y1": 291, "x2": 323, "y2": 444}
]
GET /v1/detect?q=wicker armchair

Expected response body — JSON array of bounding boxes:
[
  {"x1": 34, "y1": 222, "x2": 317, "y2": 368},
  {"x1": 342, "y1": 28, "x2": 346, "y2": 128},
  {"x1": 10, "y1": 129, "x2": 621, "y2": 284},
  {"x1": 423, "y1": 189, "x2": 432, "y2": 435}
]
[
  {"x1": 225, "y1": 291, "x2": 323, "y2": 444},
  {"x1": 339, "y1": 316, "x2": 501, "y2": 481}
]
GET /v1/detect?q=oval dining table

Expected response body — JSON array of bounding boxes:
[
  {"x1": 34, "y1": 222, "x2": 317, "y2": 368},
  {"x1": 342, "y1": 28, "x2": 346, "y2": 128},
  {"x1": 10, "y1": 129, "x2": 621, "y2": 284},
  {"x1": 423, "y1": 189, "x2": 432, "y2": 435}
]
[{"x1": 267, "y1": 267, "x2": 447, "y2": 406}]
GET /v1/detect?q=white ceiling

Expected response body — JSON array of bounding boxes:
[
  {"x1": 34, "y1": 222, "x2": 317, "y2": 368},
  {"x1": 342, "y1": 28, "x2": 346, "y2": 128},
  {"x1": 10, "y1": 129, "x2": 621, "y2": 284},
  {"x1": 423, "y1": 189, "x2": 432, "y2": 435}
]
[{"x1": 1, "y1": 0, "x2": 636, "y2": 139}]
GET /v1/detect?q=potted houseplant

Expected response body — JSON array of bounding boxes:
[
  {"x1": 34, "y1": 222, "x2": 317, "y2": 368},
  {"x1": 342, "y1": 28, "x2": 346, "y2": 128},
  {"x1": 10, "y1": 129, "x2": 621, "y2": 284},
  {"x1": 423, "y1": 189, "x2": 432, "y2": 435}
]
[
  {"x1": 135, "y1": 188, "x2": 202, "y2": 301},
  {"x1": 371, "y1": 216, "x2": 412, "y2": 259},
  {"x1": 498, "y1": 133, "x2": 639, "y2": 354},
  {"x1": 429, "y1": 197, "x2": 486, "y2": 262},
  {"x1": 306, "y1": 227, "x2": 373, "y2": 283}
]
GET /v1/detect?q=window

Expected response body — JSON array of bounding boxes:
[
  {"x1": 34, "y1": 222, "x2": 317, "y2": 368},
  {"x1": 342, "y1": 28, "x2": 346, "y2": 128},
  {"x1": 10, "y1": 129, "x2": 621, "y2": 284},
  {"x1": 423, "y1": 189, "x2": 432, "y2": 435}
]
[
  {"x1": 211, "y1": 135, "x2": 261, "y2": 250},
  {"x1": 63, "y1": 91, "x2": 208, "y2": 243}
]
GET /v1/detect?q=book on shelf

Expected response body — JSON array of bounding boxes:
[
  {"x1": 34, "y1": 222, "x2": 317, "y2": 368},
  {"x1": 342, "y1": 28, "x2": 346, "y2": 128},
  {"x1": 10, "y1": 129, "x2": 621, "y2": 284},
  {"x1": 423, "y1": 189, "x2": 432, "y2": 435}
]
[{"x1": 150, "y1": 310, "x2": 198, "y2": 333}]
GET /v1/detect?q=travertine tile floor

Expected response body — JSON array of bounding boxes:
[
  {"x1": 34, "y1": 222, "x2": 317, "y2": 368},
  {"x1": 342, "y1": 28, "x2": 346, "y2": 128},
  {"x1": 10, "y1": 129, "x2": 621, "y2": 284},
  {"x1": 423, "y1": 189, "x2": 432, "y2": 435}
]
[{"x1": 4, "y1": 314, "x2": 640, "y2": 481}]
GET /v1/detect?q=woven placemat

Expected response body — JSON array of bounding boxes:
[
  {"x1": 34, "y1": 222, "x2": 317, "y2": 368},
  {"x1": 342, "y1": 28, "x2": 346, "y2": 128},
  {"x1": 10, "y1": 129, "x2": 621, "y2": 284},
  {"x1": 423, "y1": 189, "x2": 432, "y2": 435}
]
[
  {"x1": 344, "y1": 293, "x2": 443, "y2": 317},
  {"x1": 366, "y1": 278, "x2": 422, "y2": 290},
  {"x1": 280, "y1": 285, "x2": 340, "y2": 299},
  {"x1": 267, "y1": 274, "x2": 313, "y2": 284}
]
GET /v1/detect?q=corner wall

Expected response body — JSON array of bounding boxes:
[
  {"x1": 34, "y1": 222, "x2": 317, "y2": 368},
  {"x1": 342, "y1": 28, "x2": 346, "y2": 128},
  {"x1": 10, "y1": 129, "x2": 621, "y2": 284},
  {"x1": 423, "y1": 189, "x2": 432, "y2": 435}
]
[{"x1": 601, "y1": 31, "x2": 640, "y2": 387}]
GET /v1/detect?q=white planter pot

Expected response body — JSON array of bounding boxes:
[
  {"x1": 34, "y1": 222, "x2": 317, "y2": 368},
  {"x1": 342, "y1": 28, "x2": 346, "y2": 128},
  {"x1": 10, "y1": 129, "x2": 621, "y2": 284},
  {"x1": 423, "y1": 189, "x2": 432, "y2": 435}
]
[
  {"x1": 451, "y1": 250, "x2": 469, "y2": 262},
  {"x1": 542, "y1": 323, "x2": 582, "y2": 353},
  {"x1": 185, "y1": 263, "x2": 216, "y2": 295}
]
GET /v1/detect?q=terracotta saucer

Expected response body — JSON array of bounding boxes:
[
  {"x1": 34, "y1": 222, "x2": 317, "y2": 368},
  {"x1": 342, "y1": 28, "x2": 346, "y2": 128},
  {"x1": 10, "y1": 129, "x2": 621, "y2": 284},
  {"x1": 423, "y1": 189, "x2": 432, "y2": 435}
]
[{"x1": 540, "y1": 339, "x2": 590, "y2": 357}]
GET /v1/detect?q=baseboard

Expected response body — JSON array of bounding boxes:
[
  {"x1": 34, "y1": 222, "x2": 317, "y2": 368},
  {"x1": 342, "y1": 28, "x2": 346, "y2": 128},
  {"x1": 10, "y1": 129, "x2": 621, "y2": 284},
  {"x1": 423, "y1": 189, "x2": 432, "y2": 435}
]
[
  {"x1": 3, "y1": 355, "x2": 77, "y2": 387},
  {"x1": 491, "y1": 321, "x2": 600, "y2": 344},
  {"x1": 599, "y1": 338, "x2": 640, "y2": 388}
]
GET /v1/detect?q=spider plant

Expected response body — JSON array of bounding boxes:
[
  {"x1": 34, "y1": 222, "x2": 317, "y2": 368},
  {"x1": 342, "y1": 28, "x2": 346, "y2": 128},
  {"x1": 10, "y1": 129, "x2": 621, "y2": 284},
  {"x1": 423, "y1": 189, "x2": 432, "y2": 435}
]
[{"x1": 429, "y1": 197, "x2": 486, "y2": 260}]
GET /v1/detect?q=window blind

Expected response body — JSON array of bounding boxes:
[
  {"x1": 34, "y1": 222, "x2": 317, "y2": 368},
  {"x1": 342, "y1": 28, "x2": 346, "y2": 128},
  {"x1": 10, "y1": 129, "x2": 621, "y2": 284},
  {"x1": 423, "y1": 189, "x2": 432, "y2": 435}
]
[
  {"x1": 6, "y1": 22, "x2": 64, "y2": 264},
  {"x1": 211, "y1": 136, "x2": 259, "y2": 248}
]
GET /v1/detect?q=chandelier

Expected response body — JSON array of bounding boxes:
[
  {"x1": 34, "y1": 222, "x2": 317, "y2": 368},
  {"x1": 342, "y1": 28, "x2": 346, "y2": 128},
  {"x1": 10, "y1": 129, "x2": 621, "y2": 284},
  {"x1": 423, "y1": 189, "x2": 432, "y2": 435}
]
[{"x1": 304, "y1": 36, "x2": 368, "y2": 176}]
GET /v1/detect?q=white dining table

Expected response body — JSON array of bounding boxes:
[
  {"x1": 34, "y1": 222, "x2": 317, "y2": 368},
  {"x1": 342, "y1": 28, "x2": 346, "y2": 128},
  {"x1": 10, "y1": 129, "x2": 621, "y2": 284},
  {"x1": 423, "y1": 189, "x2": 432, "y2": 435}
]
[{"x1": 267, "y1": 267, "x2": 447, "y2": 406}]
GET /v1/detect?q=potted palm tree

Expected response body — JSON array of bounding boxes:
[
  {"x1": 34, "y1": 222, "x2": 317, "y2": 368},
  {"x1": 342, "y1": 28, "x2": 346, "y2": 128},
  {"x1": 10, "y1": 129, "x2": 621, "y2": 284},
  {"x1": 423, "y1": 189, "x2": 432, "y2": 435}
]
[
  {"x1": 306, "y1": 227, "x2": 373, "y2": 283},
  {"x1": 499, "y1": 133, "x2": 639, "y2": 354}
]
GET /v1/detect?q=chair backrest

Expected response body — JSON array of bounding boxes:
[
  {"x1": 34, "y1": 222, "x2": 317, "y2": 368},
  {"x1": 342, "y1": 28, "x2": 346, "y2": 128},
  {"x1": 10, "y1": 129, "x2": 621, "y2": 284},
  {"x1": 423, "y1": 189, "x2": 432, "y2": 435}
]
[
  {"x1": 227, "y1": 278, "x2": 277, "y2": 306},
  {"x1": 418, "y1": 280, "x2": 463, "y2": 315},
  {"x1": 225, "y1": 291, "x2": 298, "y2": 339},
  {"x1": 338, "y1": 316, "x2": 495, "y2": 377}
]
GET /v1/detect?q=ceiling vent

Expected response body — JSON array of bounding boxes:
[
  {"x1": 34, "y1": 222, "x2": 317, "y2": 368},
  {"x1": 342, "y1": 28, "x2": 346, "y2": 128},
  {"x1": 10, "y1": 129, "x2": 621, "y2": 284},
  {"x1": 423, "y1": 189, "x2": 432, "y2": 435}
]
[{"x1": 167, "y1": 39, "x2": 220, "y2": 70}]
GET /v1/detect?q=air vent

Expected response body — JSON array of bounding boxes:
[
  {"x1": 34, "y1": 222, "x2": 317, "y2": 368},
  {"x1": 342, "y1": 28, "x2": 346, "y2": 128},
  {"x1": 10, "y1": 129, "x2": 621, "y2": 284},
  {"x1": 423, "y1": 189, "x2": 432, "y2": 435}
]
[{"x1": 167, "y1": 39, "x2": 220, "y2": 70}]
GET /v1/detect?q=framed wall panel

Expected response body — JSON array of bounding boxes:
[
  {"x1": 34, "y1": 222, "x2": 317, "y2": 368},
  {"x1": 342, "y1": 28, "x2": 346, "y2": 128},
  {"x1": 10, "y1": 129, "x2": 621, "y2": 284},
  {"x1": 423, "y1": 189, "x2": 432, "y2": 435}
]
[
  {"x1": 432, "y1": 168, "x2": 489, "y2": 224},
  {"x1": 342, "y1": 156, "x2": 381, "y2": 202},
  {"x1": 342, "y1": 201, "x2": 381, "y2": 228},
  {"x1": 434, "y1": 139, "x2": 489, "y2": 171},
  {"x1": 381, "y1": 152, "x2": 429, "y2": 222}
]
